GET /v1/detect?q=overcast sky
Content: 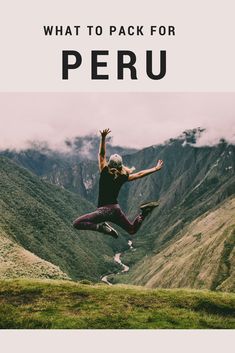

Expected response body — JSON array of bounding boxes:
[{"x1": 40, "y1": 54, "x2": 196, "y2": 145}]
[{"x1": 0, "y1": 93, "x2": 234, "y2": 150}]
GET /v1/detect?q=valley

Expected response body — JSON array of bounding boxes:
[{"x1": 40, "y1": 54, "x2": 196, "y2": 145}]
[{"x1": 0, "y1": 130, "x2": 234, "y2": 293}]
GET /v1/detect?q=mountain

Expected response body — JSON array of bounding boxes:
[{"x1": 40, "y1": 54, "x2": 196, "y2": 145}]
[
  {"x1": 122, "y1": 196, "x2": 235, "y2": 291},
  {"x1": 1, "y1": 129, "x2": 235, "y2": 291},
  {"x1": 0, "y1": 230, "x2": 69, "y2": 280},
  {"x1": 64, "y1": 134, "x2": 138, "y2": 159},
  {"x1": 0, "y1": 156, "x2": 127, "y2": 282},
  {"x1": 122, "y1": 135, "x2": 235, "y2": 236},
  {"x1": 114, "y1": 136, "x2": 235, "y2": 291},
  {"x1": 1, "y1": 134, "x2": 137, "y2": 204}
]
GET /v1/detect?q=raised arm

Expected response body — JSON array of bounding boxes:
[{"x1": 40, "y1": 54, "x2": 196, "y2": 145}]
[
  {"x1": 128, "y1": 160, "x2": 164, "y2": 181},
  {"x1": 98, "y1": 128, "x2": 111, "y2": 171}
]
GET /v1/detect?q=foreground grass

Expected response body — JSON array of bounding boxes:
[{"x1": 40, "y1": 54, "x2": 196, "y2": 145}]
[{"x1": 0, "y1": 279, "x2": 234, "y2": 329}]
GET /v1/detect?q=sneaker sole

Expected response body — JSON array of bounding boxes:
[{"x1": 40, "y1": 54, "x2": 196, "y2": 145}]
[
  {"x1": 104, "y1": 222, "x2": 118, "y2": 238},
  {"x1": 140, "y1": 201, "x2": 159, "y2": 210}
]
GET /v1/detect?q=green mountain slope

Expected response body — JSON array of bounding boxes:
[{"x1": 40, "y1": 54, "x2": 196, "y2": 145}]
[
  {"x1": 117, "y1": 139, "x2": 235, "y2": 267},
  {"x1": 0, "y1": 231, "x2": 69, "y2": 280},
  {"x1": 120, "y1": 197, "x2": 235, "y2": 291},
  {"x1": 1, "y1": 131, "x2": 234, "y2": 291},
  {"x1": 1, "y1": 135, "x2": 138, "y2": 202},
  {"x1": 1, "y1": 148, "x2": 96, "y2": 201},
  {"x1": 0, "y1": 279, "x2": 234, "y2": 329},
  {"x1": 0, "y1": 157, "x2": 126, "y2": 281}
]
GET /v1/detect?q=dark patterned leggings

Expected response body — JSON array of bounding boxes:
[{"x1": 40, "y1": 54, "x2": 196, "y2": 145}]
[{"x1": 73, "y1": 204, "x2": 144, "y2": 235}]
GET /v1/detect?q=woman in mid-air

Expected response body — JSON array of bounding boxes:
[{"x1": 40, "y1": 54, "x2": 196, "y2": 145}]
[{"x1": 73, "y1": 128, "x2": 164, "y2": 238}]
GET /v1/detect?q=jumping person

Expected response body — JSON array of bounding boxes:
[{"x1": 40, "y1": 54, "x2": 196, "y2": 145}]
[{"x1": 73, "y1": 128, "x2": 164, "y2": 238}]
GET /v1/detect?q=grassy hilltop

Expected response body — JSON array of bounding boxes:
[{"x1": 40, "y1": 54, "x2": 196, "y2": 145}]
[{"x1": 0, "y1": 279, "x2": 234, "y2": 329}]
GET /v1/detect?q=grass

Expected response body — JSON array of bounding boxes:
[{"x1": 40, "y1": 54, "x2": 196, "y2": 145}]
[{"x1": 0, "y1": 279, "x2": 234, "y2": 329}]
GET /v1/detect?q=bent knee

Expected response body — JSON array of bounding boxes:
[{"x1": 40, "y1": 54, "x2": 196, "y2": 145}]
[
  {"x1": 127, "y1": 228, "x2": 136, "y2": 235},
  {"x1": 73, "y1": 219, "x2": 81, "y2": 229}
]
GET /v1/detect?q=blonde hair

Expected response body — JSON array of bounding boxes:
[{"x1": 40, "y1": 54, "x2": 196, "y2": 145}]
[{"x1": 108, "y1": 165, "x2": 135, "y2": 179}]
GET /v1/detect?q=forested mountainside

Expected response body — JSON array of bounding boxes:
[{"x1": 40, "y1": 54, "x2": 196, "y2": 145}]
[
  {"x1": 0, "y1": 157, "x2": 127, "y2": 281},
  {"x1": 1, "y1": 130, "x2": 234, "y2": 291}
]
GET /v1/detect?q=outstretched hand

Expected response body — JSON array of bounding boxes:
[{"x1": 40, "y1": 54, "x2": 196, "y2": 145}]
[
  {"x1": 99, "y1": 128, "x2": 111, "y2": 138},
  {"x1": 155, "y1": 159, "x2": 164, "y2": 171}
]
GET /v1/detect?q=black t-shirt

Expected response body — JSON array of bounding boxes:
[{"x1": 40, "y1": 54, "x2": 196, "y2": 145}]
[{"x1": 97, "y1": 166, "x2": 129, "y2": 207}]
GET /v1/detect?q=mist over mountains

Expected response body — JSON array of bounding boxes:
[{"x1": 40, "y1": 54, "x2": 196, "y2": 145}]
[
  {"x1": 64, "y1": 134, "x2": 138, "y2": 159},
  {"x1": 2, "y1": 133, "x2": 138, "y2": 160},
  {"x1": 0, "y1": 129, "x2": 234, "y2": 291}
]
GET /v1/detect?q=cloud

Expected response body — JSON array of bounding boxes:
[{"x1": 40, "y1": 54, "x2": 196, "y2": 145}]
[
  {"x1": 0, "y1": 93, "x2": 234, "y2": 150},
  {"x1": 194, "y1": 123, "x2": 235, "y2": 146}
]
